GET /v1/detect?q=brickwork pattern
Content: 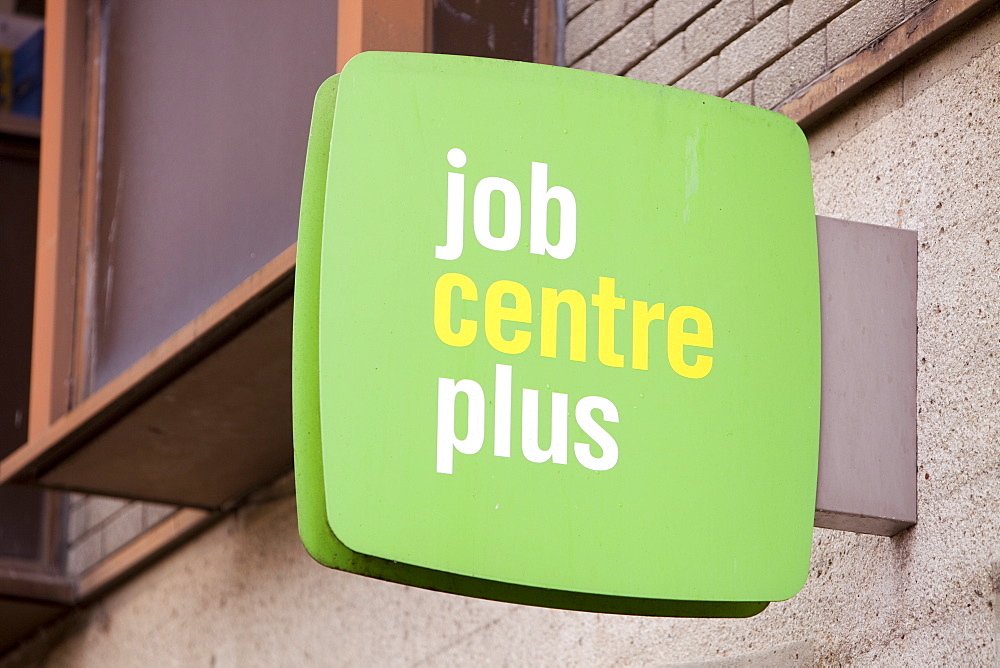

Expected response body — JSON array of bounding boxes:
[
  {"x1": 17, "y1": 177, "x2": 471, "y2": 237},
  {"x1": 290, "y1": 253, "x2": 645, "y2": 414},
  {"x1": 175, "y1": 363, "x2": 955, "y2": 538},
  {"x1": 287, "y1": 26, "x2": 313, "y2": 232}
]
[
  {"x1": 567, "y1": 0, "x2": 937, "y2": 108},
  {"x1": 65, "y1": 494, "x2": 176, "y2": 576}
]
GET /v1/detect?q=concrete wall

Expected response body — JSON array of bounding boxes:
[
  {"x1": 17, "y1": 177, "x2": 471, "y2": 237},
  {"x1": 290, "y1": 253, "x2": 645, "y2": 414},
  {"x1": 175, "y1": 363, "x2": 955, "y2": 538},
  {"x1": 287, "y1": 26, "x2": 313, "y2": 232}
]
[{"x1": 5, "y1": 6, "x2": 1000, "y2": 667}]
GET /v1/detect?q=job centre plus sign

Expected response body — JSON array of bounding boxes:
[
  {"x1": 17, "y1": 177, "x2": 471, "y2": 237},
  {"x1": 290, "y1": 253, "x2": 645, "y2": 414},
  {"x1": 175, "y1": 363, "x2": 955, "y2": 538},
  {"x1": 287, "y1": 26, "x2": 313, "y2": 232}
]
[{"x1": 431, "y1": 148, "x2": 716, "y2": 476}]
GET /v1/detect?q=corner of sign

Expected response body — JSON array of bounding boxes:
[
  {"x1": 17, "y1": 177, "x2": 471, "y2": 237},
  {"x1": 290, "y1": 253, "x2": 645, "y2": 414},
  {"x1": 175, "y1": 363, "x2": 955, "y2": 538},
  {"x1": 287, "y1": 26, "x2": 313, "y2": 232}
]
[
  {"x1": 771, "y1": 554, "x2": 814, "y2": 604},
  {"x1": 717, "y1": 91, "x2": 810, "y2": 150},
  {"x1": 314, "y1": 73, "x2": 340, "y2": 100},
  {"x1": 781, "y1": 111, "x2": 810, "y2": 150},
  {"x1": 731, "y1": 601, "x2": 770, "y2": 618},
  {"x1": 293, "y1": 477, "x2": 342, "y2": 570},
  {"x1": 322, "y1": 505, "x2": 372, "y2": 562},
  {"x1": 340, "y1": 50, "x2": 397, "y2": 77},
  {"x1": 295, "y1": 523, "x2": 341, "y2": 571}
]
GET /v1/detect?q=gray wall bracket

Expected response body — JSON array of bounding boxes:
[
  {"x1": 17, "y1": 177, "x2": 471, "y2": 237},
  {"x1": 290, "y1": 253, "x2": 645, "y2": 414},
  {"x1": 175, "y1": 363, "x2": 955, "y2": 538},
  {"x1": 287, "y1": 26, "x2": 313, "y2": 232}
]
[{"x1": 814, "y1": 216, "x2": 917, "y2": 537}]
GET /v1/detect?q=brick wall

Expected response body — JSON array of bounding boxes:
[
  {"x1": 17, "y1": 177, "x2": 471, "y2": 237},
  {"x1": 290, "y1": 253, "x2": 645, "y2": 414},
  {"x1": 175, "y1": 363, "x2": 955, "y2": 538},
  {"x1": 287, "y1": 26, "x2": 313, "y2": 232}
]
[
  {"x1": 65, "y1": 494, "x2": 176, "y2": 576},
  {"x1": 566, "y1": 0, "x2": 936, "y2": 108}
]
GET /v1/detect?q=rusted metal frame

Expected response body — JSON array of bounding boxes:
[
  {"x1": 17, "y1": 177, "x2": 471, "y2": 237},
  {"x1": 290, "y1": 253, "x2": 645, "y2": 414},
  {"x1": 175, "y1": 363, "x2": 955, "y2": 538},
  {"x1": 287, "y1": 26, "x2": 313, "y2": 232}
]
[
  {"x1": 38, "y1": 491, "x2": 67, "y2": 572},
  {"x1": 13, "y1": 0, "x2": 426, "y2": 471},
  {"x1": 28, "y1": 0, "x2": 88, "y2": 439},
  {"x1": 337, "y1": 0, "x2": 430, "y2": 71},
  {"x1": 68, "y1": 0, "x2": 107, "y2": 405},
  {"x1": 780, "y1": 0, "x2": 999, "y2": 130},
  {"x1": 535, "y1": 0, "x2": 561, "y2": 65}
]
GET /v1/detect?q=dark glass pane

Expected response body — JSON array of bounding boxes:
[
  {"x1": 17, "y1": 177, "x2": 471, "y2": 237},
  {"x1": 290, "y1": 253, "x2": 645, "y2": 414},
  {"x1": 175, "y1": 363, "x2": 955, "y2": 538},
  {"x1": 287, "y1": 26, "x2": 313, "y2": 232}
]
[
  {"x1": 0, "y1": 487, "x2": 45, "y2": 560},
  {"x1": 0, "y1": 143, "x2": 37, "y2": 459},
  {"x1": 0, "y1": 140, "x2": 45, "y2": 562},
  {"x1": 433, "y1": 0, "x2": 535, "y2": 62}
]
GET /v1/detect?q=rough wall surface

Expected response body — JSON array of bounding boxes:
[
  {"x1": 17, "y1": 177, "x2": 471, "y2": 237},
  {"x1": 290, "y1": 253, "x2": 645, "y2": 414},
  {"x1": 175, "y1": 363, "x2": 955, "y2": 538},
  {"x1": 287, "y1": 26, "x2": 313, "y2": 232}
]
[
  {"x1": 5, "y1": 9, "x2": 1000, "y2": 668},
  {"x1": 569, "y1": 0, "x2": 937, "y2": 107}
]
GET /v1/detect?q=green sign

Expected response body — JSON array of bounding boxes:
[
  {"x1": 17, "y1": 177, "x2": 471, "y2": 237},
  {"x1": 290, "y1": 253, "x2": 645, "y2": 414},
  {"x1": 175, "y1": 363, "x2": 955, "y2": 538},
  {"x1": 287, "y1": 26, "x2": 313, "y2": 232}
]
[{"x1": 294, "y1": 52, "x2": 819, "y2": 616}]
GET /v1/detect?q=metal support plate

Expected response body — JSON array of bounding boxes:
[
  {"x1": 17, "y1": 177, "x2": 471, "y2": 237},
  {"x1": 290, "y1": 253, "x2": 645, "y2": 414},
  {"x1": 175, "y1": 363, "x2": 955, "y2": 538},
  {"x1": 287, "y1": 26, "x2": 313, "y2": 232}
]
[{"x1": 815, "y1": 216, "x2": 917, "y2": 536}]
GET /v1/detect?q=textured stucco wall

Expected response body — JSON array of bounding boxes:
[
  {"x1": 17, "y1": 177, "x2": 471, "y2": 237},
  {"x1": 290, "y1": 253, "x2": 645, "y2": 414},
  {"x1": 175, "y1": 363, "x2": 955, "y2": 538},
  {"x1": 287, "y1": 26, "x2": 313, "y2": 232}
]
[{"x1": 5, "y1": 10, "x2": 1000, "y2": 668}]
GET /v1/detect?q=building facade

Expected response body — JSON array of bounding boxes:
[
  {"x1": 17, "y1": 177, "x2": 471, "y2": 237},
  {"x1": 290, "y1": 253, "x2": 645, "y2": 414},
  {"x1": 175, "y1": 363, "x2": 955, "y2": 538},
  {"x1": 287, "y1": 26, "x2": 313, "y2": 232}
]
[{"x1": 1, "y1": 0, "x2": 999, "y2": 664}]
